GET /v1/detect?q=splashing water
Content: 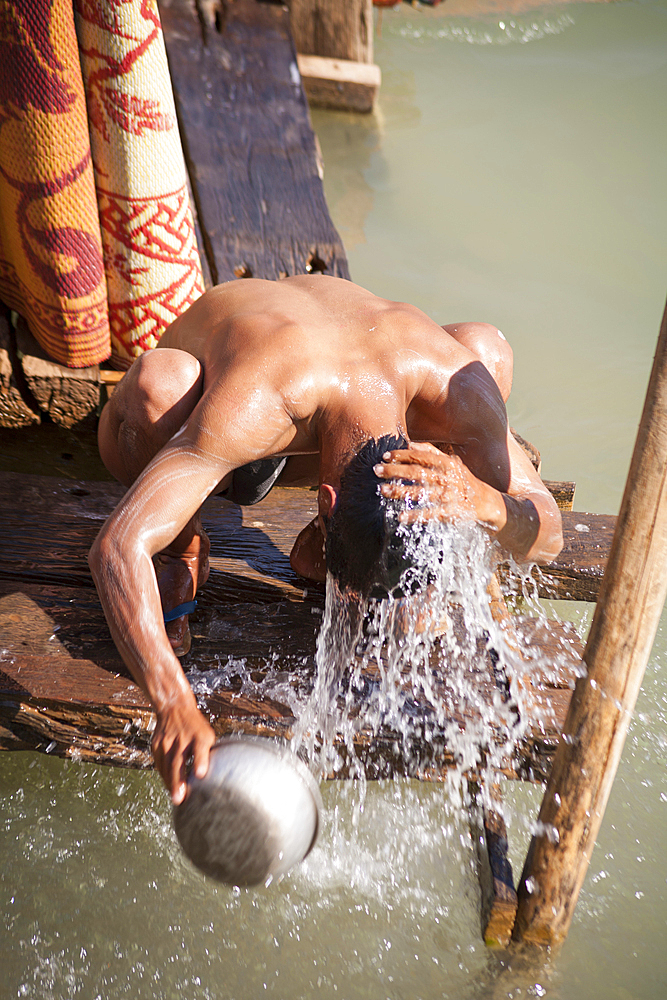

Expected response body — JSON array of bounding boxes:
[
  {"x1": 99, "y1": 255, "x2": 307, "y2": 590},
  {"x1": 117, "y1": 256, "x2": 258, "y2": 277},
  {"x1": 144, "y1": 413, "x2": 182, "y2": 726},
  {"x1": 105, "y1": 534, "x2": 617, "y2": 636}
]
[
  {"x1": 391, "y1": 12, "x2": 575, "y2": 47},
  {"x1": 291, "y1": 515, "x2": 577, "y2": 816}
]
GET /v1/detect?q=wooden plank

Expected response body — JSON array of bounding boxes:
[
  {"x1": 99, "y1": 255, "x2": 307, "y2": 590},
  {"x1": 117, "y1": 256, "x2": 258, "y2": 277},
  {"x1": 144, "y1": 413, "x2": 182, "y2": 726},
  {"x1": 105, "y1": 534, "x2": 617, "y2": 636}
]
[
  {"x1": 297, "y1": 54, "x2": 381, "y2": 113},
  {"x1": 537, "y1": 511, "x2": 616, "y2": 602},
  {"x1": 158, "y1": 0, "x2": 349, "y2": 285},
  {"x1": 0, "y1": 310, "x2": 41, "y2": 429},
  {"x1": 543, "y1": 480, "x2": 575, "y2": 512},
  {"x1": 472, "y1": 793, "x2": 518, "y2": 948},
  {"x1": 99, "y1": 370, "x2": 124, "y2": 385},
  {"x1": 0, "y1": 473, "x2": 614, "y2": 603},
  {"x1": 0, "y1": 471, "x2": 586, "y2": 778},
  {"x1": 0, "y1": 586, "x2": 583, "y2": 779},
  {"x1": 289, "y1": 0, "x2": 374, "y2": 63}
]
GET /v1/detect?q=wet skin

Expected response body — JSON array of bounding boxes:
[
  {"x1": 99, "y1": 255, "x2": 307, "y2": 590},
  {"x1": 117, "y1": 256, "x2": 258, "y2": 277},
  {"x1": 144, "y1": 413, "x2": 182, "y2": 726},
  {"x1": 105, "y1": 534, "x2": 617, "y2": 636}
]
[{"x1": 89, "y1": 274, "x2": 563, "y2": 803}]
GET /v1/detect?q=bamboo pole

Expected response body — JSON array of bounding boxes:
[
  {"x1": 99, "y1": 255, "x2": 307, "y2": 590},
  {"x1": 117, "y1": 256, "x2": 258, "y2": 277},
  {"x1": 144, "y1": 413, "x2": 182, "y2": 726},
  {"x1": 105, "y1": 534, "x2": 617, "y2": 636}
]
[{"x1": 513, "y1": 298, "x2": 667, "y2": 946}]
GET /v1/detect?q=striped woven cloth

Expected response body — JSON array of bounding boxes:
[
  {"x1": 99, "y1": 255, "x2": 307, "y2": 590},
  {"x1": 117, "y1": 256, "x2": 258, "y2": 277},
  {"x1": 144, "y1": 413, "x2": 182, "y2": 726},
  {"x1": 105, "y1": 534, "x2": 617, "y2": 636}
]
[{"x1": 0, "y1": 0, "x2": 204, "y2": 369}]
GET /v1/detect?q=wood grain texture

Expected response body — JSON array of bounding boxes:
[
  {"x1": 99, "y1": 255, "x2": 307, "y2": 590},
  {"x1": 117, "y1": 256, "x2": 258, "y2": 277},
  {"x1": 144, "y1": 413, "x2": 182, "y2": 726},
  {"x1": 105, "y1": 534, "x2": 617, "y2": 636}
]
[
  {"x1": 536, "y1": 511, "x2": 617, "y2": 603},
  {"x1": 159, "y1": 0, "x2": 349, "y2": 285},
  {"x1": 288, "y1": 0, "x2": 374, "y2": 63},
  {"x1": 476, "y1": 802, "x2": 518, "y2": 948},
  {"x1": 297, "y1": 54, "x2": 381, "y2": 113},
  {"x1": 542, "y1": 481, "x2": 575, "y2": 512},
  {"x1": 0, "y1": 471, "x2": 585, "y2": 778},
  {"x1": 0, "y1": 472, "x2": 612, "y2": 601}
]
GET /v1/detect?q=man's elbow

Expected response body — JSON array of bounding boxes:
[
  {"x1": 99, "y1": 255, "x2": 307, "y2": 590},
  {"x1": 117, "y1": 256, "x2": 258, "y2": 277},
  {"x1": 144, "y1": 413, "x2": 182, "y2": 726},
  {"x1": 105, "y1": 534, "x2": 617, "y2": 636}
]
[
  {"x1": 88, "y1": 534, "x2": 103, "y2": 583},
  {"x1": 88, "y1": 529, "x2": 119, "y2": 588},
  {"x1": 531, "y1": 510, "x2": 564, "y2": 565}
]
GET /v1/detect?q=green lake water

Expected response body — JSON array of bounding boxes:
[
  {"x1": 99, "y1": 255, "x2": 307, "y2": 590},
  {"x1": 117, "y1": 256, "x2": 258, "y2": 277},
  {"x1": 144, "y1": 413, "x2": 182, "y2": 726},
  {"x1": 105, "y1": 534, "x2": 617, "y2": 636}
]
[{"x1": 2, "y1": 1, "x2": 667, "y2": 996}]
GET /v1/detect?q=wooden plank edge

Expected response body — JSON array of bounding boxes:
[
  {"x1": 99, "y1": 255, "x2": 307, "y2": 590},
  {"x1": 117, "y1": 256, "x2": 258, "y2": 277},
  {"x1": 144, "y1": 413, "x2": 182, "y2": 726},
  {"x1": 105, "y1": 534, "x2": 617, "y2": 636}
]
[
  {"x1": 543, "y1": 480, "x2": 575, "y2": 511},
  {"x1": 297, "y1": 54, "x2": 381, "y2": 112}
]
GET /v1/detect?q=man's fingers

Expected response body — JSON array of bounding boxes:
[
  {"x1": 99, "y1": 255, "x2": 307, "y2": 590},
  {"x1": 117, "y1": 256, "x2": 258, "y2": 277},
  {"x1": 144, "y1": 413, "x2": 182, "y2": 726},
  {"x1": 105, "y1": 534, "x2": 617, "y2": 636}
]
[
  {"x1": 379, "y1": 481, "x2": 432, "y2": 502},
  {"x1": 151, "y1": 703, "x2": 216, "y2": 802},
  {"x1": 378, "y1": 449, "x2": 434, "y2": 470},
  {"x1": 152, "y1": 728, "x2": 187, "y2": 803},
  {"x1": 172, "y1": 778, "x2": 187, "y2": 806},
  {"x1": 375, "y1": 451, "x2": 458, "y2": 481},
  {"x1": 381, "y1": 441, "x2": 439, "y2": 460},
  {"x1": 389, "y1": 442, "x2": 446, "y2": 459},
  {"x1": 375, "y1": 460, "x2": 426, "y2": 482},
  {"x1": 166, "y1": 739, "x2": 190, "y2": 804},
  {"x1": 397, "y1": 507, "x2": 440, "y2": 525},
  {"x1": 193, "y1": 732, "x2": 213, "y2": 780}
]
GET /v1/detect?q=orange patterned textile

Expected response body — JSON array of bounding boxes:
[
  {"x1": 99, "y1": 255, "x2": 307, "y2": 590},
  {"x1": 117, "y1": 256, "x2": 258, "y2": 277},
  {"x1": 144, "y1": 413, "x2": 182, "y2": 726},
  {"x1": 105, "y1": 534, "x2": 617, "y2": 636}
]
[
  {"x1": 75, "y1": 0, "x2": 204, "y2": 369},
  {"x1": 0, "y1": 0, "x2": 110, "y2": 368},
  {"x1": 0, "y1": 0, "x2": 204, "y2": 370}
]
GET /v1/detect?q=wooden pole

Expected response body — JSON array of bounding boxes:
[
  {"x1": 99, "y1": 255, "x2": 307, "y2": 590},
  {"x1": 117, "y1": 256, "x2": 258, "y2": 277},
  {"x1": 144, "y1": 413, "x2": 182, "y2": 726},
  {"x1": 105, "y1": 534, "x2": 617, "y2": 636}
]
[
  {"x1": 288, "y1": 0, "x2": 374, "y2": 63},
  {"x1": 513, "y1": 297, "x2": 667, "y2": 946}
]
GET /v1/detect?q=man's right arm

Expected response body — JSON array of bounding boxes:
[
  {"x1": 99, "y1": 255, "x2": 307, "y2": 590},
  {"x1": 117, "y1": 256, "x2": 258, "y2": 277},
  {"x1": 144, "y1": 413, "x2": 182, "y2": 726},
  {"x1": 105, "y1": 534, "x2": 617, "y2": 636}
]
[
  {"x1": 89, "y1": 443, "x2": 228, "y2": 803},
  {"x1": 90, "y1": 373, "x2": 298, "y2": 800}
]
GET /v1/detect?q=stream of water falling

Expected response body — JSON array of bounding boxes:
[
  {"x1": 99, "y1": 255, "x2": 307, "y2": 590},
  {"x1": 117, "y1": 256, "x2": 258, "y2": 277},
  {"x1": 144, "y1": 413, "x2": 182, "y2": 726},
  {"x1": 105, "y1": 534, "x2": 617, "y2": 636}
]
[
  {"x1": 2, "y1": 1, "x2": 667, "y2": 997},
  {"x1": 291, "y1": 515, "x2": 576, "y2": 811}
]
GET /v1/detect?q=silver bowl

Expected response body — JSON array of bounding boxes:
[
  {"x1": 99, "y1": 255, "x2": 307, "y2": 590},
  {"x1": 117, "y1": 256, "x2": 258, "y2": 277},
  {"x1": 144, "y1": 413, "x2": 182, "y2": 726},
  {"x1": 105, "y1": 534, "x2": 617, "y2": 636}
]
[{"x1": 173, "y1": 736, "x2": 322, "y2": 886}]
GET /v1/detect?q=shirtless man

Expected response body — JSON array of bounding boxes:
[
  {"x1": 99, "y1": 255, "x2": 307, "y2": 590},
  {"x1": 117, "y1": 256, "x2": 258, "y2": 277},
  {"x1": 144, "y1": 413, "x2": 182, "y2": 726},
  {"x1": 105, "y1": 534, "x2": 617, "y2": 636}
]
[{"x1": 89, "y1": 275, "x2": 563, "y2": 804}]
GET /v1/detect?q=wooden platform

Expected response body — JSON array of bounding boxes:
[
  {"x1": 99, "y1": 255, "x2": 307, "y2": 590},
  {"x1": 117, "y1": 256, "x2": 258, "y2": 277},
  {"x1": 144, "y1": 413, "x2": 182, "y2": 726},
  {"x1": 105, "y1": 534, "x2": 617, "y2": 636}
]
[
  {"x1": 0, "y1": 471, "x2": 615, "y2": 781},
  {"x1": 159, "y1": 0, "x2": 350, "y2": 286}
]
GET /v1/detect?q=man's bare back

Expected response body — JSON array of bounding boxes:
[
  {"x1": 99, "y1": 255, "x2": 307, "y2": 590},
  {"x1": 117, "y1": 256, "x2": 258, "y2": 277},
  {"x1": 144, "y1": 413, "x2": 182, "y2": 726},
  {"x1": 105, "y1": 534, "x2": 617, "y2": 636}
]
[{"x1": 90, "y1": 275, "x2": 563, "y2": 802}]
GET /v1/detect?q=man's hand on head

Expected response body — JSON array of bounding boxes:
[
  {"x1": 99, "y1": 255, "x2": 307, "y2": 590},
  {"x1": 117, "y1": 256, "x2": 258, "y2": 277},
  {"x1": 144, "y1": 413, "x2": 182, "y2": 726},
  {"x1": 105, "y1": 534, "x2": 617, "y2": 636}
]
[
  {"x1": 373, "y1": 442, "x2": 503, "y2": 528},
  {"x1": 151, "y1": 694, "x2": 216, "y2": 805},
  {"x1": 373, "y1": 440, "x2": 563, "y2": 564}
]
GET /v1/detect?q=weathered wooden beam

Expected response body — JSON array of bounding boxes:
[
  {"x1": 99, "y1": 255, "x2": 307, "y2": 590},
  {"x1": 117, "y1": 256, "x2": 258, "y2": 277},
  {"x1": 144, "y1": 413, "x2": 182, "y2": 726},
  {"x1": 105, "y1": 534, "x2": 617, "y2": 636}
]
[
  {"x1": 288, "y1": 0, "x2": 374, "y2": 63},
  {"x1": 543, "y1": 481, "x2": 575, "y2": 512},
  {"x1": 0, "y1": 310, "x2": 41, "y2": 428},
  {"x1": 289, "y1": 1, "x2": 381, "y2": 112},
  {"x1": 297, "y1": 54, "x2": 381, "y2": 113},
  {"x1": 0, "y1": 586, "x2": 582, "y2": 779},
  {"x1": 472, "y1": 793, "x2": 518, "y2": 948},
  {"x1": 537, "y1": 511, "x2": 615, "y2": 602},
  {"x1": 0, "y1": 311, "x2": 103, "y2": 429},
  {"x1": 0, "y1": 471, "x2": 585, "y2": 779},
  {"x1": 159, "y1": 0, "x2": 349, "y2": 285},
  {"x1": 0, "y1": 471, "x2": 604, "y2": 600}
]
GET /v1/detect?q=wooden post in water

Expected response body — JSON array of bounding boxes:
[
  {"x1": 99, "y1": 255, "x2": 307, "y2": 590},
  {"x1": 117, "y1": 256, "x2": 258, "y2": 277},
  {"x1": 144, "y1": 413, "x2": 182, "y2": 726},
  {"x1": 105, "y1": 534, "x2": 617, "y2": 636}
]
[
  {"x1": 513, "y1": 298, "x2": 667, "y2": 946},
  {"x1": 288, "y1": 0, "x2": 381, "y2": 113},
  {"x1": 289, "y1": 0, "x2": 374, "y2": 63}
]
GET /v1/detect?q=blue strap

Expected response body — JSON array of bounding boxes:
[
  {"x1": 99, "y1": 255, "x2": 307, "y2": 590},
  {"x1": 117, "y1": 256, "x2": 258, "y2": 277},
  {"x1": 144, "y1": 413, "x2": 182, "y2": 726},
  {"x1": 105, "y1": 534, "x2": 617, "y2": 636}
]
[{"x1": 163, "y1": 600, "x2": 197, "y2": 623}]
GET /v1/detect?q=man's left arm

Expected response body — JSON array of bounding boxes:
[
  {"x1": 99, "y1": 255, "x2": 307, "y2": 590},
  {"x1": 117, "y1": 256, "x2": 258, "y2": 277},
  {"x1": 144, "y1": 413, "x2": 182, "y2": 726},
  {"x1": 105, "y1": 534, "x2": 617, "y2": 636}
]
[{"x1": 374, "y1": 436, "x2": 563, "y2": 565}]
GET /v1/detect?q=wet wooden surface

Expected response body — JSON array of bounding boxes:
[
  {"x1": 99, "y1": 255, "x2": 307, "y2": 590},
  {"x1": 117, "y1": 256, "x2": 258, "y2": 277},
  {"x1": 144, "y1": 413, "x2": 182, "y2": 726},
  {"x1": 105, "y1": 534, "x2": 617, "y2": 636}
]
[
  {"x1": 0, "y1": 472, "x2": 615, "y2": 601},
  {"x1": 159, "y1": 0, "x2": 350, "y2": 286},
  {"x1": 0, "y1": 471, "x2": 606, "y2": 779},
  {"x1": 538, "y1": 511, "x2": 616, "y2": 602}
]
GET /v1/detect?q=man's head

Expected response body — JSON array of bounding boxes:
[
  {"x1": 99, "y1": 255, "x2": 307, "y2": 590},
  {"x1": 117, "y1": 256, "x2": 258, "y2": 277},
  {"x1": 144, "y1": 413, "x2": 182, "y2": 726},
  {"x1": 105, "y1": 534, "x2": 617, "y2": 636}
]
[{"x1": 322, "y1": 433, "x2": 429, "y2": 598}]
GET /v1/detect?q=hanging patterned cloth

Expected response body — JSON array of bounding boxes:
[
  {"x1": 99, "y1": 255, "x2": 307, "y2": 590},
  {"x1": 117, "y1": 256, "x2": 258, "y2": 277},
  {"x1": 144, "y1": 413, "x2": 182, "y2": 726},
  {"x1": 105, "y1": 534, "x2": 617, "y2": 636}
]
[
  {"x1": 75, "y1": 0, "x2": 204, "y2": 368},
  {"x1": 0, "y1": 0, "x2": 110, "y2": 368},
  {"x1": 0, "y1": 0, "x2": 204, "y2": 370}
]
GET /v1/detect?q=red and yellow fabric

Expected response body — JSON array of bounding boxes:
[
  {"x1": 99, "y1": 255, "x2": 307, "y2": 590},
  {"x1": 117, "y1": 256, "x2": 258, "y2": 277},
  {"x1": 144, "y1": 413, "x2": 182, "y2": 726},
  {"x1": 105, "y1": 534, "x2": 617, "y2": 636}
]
[
  {"x1": 0, "y1": 0, "x2": 110, "y2": 368},
  {"x1": 0, "y1": 0, "x2": 204, "y2": 370},
  {"x1": 75, "y1": 0, "x2": 204, "y2": 369}
]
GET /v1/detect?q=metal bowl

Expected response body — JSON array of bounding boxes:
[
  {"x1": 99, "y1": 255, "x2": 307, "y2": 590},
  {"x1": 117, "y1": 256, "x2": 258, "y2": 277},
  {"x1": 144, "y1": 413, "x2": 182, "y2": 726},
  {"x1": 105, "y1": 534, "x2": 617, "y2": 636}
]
[{"x1": 173, "y1": 736, "x2": 322, "y2": 886}]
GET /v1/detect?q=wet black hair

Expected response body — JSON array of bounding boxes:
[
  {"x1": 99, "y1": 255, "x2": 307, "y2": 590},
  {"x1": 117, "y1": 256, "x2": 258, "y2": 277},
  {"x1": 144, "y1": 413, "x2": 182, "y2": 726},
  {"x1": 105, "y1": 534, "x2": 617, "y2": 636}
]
[{"x1": 325, "y1": 433, "x2": 429, "y2": 598}]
